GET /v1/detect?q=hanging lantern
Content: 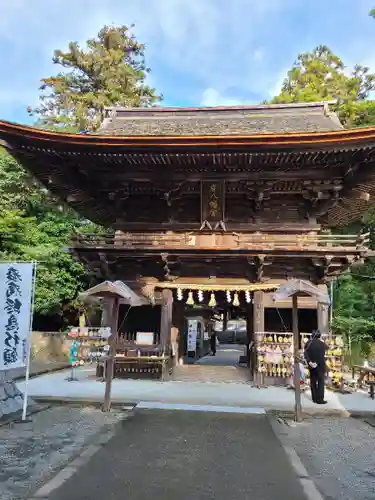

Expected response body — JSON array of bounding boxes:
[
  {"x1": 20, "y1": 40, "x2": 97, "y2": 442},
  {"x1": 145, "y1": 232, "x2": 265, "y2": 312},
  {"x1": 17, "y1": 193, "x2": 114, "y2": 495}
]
[
  {"x1": 208, "y1": 292, "x2": 217, "y2": 308},
  {"x1": 245, "y1": 290, "x2": 251, "y2": 303},
  {"x1": 198, "y1": 290, "x2": 204, "y2": 302},
  {"x1": 177, "y1": 288, "x2": 183, "y2": 301},
  {"x1": 233, "y1": 292, "x2": 240, "y2": 307},
  {"x1": 226, "y1": 290, "x2": 232, "y2": 303},
  {"x1": 186, "y1": 291, "x2": 195, "y2": 305}
]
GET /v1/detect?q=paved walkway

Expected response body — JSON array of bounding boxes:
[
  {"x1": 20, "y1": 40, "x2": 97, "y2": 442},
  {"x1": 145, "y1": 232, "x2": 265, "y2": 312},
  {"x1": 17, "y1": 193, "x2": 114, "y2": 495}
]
[
  {"x1": 17, "y1": 367, "x2": 375, "y2": 415},
  {"x1": 172, "y1": 364, "x2": 251, "y2": 383},
  {"x1": 46, "y1": 410, "x2": 307, "y2": 500},
  {"x1": 173, "y1": 344, "x2": 251, "y2": 383},
  {"x1": 196, "y1": 343, "x2": 244, "y2": 366}
]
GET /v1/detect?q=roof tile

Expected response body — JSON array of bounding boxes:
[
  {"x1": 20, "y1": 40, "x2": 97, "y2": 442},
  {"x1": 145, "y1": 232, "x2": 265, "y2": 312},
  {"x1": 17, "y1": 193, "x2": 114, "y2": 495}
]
[{"x1": 97, "y1": 102, "x2": 343, "y2": 136}]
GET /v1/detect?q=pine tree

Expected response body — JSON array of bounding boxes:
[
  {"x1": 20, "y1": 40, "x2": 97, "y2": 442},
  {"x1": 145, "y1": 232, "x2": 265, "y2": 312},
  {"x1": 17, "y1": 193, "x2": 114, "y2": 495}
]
[
  {"x1": 267, "y1": 45, "x2": 375, "y2": 127},
  {"x1": 28, "y1": 25, "x2": 161, "y2": 131}
]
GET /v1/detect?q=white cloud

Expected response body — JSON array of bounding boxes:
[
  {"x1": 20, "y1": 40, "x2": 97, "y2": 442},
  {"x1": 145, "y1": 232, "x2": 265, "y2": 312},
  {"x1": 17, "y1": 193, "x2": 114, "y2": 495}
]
[
  {"x1": 200, "y1": 88, "x2": 245, "y2": 107},
  {"x1": 253, "y1": 48, "x2": 265, "y2": 62},
  {"x1": 1, "y1": 0, "x2": 375, "y2": 121},
  {"x1": 0, "y1": 0, "x2": 291, "y2": 120}
]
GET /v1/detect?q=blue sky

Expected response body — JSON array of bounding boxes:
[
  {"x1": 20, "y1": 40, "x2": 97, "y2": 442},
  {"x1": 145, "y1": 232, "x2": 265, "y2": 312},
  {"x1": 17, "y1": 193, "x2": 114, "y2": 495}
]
[{"x1": 1, "y1": 0, "x2": 375, "y2": 125}]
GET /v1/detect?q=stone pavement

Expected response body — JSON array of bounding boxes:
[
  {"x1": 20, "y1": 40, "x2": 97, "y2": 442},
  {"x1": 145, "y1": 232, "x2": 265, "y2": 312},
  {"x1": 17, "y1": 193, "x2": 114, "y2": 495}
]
[
  {"x1": 172, "y1": 364, "x2": 251, "y2": 383},
  {"x1": 17, "y1": 366, "x2": 375, "y2": 415},
  {"x1": 196, "y1": 344, "x2": 244, "y2": 366},
  {"x1": 173, "y1": 345, "x2": 251, "y2": 383},
  {"x1": 0, "y1": 405, "x2": 122, "y2": 500},
  {"x1": 46, "y1": 410, "x2": 308, "y2": 500}
]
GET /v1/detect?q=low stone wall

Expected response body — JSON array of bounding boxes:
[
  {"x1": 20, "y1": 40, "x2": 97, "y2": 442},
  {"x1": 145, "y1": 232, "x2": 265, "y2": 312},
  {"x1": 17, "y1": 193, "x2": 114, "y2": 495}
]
[
  {"x1": 31, "y1": 331, "x2": 70, "y2": 363},
  {"x1": 0, "y1": 332, "x2": 69, "y2": 420}
]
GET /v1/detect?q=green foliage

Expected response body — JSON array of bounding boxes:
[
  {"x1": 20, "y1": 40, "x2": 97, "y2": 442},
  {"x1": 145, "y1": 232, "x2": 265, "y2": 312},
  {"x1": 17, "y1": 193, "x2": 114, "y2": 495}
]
[
  {"x1": 28, "y1": 25, "x2": 161, "y2": 131},
  {"x1": 332, "y1": 274, "x2": 375, "y2": 358},
  {"x1": 267, "y1": 45, "x2": 375, "y2": 127},
  {"x1": 0, "y1": 150, "x2": 92, "y2": 322}
]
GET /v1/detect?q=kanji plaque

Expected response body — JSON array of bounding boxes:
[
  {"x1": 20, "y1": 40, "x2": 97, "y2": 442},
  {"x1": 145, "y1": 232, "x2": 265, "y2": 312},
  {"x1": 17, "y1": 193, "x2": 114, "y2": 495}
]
[{"x1": 201, "y1": 181, "x2": 225, "y2": 224}]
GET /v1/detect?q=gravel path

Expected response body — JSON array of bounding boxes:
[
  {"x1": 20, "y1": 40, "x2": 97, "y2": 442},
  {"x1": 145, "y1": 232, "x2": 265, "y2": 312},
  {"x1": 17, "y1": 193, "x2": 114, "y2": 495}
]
[
  {"x1": 0, "y1": 405, "x2": 123, "y2": 500},
  {"x1": 285, "y1": 417, "x2": 375, "y2": 500}
]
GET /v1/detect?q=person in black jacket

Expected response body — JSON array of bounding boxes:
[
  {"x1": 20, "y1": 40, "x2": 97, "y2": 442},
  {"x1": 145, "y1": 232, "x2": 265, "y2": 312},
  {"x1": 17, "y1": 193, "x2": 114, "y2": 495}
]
[{"x1": 304, "y1": 330, "x2": 329, "y2": 404}]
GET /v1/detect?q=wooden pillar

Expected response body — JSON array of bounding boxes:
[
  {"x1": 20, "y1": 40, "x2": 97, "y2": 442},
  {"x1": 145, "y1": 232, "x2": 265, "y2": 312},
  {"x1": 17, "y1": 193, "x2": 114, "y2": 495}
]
[
  {"x1": 102, "y1": 296, "x2": 120, "y2": 413},
  {"x1": 246, "y1": 302, "x2": 254, "y2": 371},
  {"x1": 172, "y1": 301, "x2": 186, "y2": 364},
  {"x1": 292, "y1": 294, "x2": 302, "y2": 422},
  {"x1": 253, "y1": 291, "x2": 264, "y2": 335},
  {"x1": 101, "y1": 298, "x2": 112, "y2": 326},
  {"x1": 223, "y1": 307, "x2": 228, "y2": 331},
  {"x1": 317, "y1": 303, "x2": 329, "y2": 334},
  {"x1": 253, "y1": 291, "x2": 264, "y2": 385},
  {"x1": 160, "y1": 289, "x2": 173, "y2": 353}
]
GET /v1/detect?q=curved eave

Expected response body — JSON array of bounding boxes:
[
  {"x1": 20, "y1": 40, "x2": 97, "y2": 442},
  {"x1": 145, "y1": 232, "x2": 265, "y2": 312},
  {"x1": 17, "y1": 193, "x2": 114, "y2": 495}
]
[{"x1": 2, "y1": 119, "x2": 375, "y2": 151}]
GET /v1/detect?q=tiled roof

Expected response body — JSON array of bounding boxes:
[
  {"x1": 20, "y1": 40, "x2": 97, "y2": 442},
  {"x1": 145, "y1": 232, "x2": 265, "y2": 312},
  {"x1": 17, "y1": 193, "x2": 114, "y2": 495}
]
[{"x1": 97, "y1": 102, "x2": 343, "y2": 136}]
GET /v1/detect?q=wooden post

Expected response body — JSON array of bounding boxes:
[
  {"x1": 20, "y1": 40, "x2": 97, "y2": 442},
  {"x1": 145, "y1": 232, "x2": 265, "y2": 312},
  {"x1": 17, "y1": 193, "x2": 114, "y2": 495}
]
[
  {"x1": 102, "y1": 296, "x2": 120, "y2": 413},
  {"x1": 292, "y1": 294, "x2": 302, "y2": 422},
  {"x1": 172, "y1": 301, "x2": 185, "y2": 364},
  {"x1": 223, "y1": 307, "x2": 228, "y2": 332},
  {"x1": 160, "y1": 289, "x2": 173, "y2": 353},
  {"x1": 253, "y1": 291, "x2": 264, "y2": 387},
  {"x1": 101, "y1": 298, "x2": 112, "y2": 326},
  {"x1": 246, "y1": 302, "x2": 254, "y2": 371},
  {"x1": 317, "y1": 302, "x2": 329, "y2": 335}
]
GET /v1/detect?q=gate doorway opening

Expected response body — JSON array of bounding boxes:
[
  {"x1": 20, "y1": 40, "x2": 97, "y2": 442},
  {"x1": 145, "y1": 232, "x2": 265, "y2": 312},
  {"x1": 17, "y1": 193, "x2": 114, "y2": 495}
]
[{"x1": 115, "y1": 283, "x2": 323, "y2": 384}]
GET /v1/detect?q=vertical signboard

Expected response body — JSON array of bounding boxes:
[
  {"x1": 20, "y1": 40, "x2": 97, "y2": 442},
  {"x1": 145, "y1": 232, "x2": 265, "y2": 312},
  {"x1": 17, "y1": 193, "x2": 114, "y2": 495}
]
[
  {"x1": 187, "y1": 319, "x2": 198, "y2": 353},
  {"x1": 201, "y1": 181, "x2": 225, "y2": 225},
  {"x1": 0, "y1": 263, "x2": 34, "y2": 370}
]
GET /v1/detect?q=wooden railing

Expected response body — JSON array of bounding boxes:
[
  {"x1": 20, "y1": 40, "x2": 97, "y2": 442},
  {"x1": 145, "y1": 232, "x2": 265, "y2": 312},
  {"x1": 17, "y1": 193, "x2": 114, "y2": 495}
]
[{"x1": 73, "y1": 230, "x2": 370, "y2": 251}]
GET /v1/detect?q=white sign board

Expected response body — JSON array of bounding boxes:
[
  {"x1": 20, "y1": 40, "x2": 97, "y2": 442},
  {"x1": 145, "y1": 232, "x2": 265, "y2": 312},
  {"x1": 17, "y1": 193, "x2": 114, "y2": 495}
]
[
  {"x1": 98, "y1": 327, "x2": 111, "y2": 339},
  {"x1": 136, "y1": 331, "x2": 154, "y2": 345},
  {"x1": 204, "y1": 327, "x2": 209, "y2": 341},
  {"x1": 187, "y1": 320, "x2": 198, "y2": 352},
  {"x1": 0, "y1": 263, "x2": 34, "y2": 370}
]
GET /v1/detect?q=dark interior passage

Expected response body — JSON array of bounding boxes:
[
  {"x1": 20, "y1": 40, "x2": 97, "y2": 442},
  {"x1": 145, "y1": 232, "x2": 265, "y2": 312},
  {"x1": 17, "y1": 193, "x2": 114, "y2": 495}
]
[
  {"x1": 265, "y1": 308, "x2": 317, "y2": 334},
  {"x1": 117, "y1": 305, "x2": 161, "y2": 342}
]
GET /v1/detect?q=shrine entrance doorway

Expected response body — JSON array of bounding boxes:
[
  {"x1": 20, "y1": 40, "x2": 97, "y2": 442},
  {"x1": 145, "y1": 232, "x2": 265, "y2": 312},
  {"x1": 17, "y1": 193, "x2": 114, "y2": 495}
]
[{"x1": 153, "y1": 279, "x2": 325, "y2": 385}]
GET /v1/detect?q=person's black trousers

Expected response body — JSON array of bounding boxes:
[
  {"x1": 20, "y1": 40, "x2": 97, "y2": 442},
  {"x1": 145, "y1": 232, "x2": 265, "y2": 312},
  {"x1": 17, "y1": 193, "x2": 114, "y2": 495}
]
[
  {"x1": 210, "y1": 337, "x2": 216, "y2": 355},
  {"x1": 309, "y1": 368, "x2": 325, "y2": 402}
]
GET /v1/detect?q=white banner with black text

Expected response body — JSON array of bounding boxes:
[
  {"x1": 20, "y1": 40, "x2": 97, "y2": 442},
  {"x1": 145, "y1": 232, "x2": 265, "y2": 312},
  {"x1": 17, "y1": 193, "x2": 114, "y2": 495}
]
[{"x1": 0, "y1": 263, "x2": 35, "y2": 370}]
